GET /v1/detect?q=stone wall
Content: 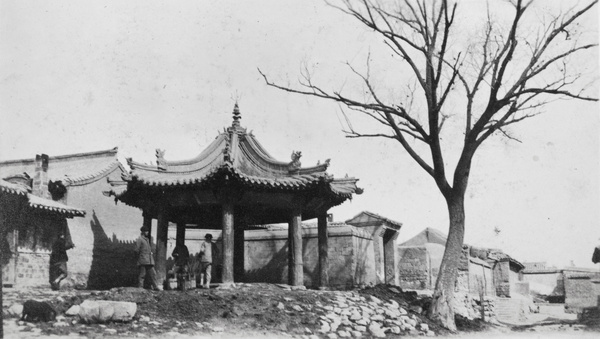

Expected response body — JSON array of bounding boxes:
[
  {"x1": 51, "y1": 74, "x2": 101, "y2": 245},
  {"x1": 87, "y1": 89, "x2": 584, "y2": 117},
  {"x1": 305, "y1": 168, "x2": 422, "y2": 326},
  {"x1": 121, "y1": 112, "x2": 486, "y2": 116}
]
[
  {"x1": 397, "y1": 246, "x2": 429, "y2": 289},
  {"x1": 454, "y1": 293, "x2": 496, "y2": 321},
  {"x1": 244, "y1": 224, "x2": 376, "y2": 289}
]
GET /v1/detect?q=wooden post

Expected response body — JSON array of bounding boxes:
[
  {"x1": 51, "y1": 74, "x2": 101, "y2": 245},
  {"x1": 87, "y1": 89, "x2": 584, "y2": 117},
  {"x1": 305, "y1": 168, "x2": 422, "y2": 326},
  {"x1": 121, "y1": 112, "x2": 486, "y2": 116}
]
[
  {"x1": 222, "y1": 203, "x2": 234, "y2": 284},
  {"x1": 0, "y1": 229, "x2": 4, "y2": 339},
  {"x1": 142, "y1": 212, "x2": 152, "y2": 235},
  {"x1": 288, "y1": 208, "x2": 303, "y2": 286},
  {"x1": 155, "y1": 206, "x2": 169, "y2": 287},
  {"x1": 318, "y1": 213, "x2": 329, "y2": 289},
  {"x1": 234, "y1": 223, "x2": 245, "y2": 281},
  {"x1": 176, "y1": 222, "x2": 186, "y2": 247}
]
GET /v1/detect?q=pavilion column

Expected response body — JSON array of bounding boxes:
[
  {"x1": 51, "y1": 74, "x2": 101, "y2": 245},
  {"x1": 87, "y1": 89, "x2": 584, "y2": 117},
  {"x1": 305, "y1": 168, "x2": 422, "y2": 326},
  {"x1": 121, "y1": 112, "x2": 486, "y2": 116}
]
[
  {"x1": 142, "y1": 212, "x2": 152, "y2": 235},
  {"x1": 155, "y1": 206, "x2": 169, "y2": 288},
  {"x1": 318, "y1": 213, "x2": 329, "y2": 289},
  {"x1": 221, "y1": 203, "x2": 234, "y2": 284},
  {"x1": 288, "y1": 207, "x2": 303, "y2": 286},
  {"x1": 234, "y1": 222, "x2": 245, "y2": 281},
  {"x1": 176, "y1": 222, "x2": 186, "y2": 247}
]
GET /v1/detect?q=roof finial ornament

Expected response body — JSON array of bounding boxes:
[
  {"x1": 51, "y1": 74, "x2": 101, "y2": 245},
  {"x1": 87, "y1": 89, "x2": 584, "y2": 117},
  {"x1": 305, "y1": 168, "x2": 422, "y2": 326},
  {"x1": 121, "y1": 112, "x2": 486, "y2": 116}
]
[{"x1": 232, "y1": 102, "x2": 241, "y2": 127}]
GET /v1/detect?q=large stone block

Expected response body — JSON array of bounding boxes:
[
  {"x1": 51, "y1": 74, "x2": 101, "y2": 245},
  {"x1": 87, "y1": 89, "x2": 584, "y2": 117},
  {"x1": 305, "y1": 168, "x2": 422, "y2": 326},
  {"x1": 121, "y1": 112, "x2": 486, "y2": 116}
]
[{"x1": 78, "y1": 300, "x2": 136, "y2": 323}]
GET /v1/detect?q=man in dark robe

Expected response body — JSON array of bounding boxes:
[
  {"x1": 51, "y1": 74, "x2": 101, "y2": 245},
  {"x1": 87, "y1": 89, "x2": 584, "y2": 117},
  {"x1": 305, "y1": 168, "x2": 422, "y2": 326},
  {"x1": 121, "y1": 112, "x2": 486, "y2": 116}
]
[{"x1": 49, "y1": 233, "x2": 73, "y2": 290}]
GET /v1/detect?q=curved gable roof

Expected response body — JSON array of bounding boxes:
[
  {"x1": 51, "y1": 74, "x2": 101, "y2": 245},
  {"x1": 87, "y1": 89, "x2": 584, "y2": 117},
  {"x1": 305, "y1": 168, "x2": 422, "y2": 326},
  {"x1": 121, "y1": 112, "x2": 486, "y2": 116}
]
[{"x1": 0, "y1": 147, "x2": 125, "y2": 186}]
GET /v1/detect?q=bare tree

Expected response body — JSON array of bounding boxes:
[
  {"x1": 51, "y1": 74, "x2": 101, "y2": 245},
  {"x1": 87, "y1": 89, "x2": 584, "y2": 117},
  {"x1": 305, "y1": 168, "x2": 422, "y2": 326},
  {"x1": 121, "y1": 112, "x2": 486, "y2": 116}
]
[{"x1": 260, "y1": 0, "x2": 598, "y2": 330}]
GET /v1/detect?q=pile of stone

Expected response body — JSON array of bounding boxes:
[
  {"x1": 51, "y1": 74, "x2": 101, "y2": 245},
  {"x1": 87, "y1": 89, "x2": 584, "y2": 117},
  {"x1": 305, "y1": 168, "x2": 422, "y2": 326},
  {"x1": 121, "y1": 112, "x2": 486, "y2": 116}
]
[{"x1": 296, "y1": 291, "x2": 435, "y2": 338}]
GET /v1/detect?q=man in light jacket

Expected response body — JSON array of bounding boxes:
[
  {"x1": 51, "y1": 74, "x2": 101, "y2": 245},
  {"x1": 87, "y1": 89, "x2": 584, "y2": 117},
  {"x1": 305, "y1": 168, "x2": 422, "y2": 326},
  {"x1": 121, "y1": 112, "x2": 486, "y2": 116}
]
[{"x1": 135, "y1": 226, "x2": 161, "y2": 290}]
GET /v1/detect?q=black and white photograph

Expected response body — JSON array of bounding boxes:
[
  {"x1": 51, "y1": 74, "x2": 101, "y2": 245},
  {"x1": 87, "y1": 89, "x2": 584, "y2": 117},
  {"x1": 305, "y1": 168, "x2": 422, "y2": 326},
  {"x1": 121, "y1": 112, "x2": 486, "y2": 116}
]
[{"x1": 0, "y1": 1, "x2": 598, "y2": 338}]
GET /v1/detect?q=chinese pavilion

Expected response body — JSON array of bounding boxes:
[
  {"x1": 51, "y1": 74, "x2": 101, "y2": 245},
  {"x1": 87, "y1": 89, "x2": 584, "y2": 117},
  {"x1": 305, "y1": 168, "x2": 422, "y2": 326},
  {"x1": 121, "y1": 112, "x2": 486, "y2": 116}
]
[{"x1": 111, "y1": 104, "x2": 363, "y2": 287}]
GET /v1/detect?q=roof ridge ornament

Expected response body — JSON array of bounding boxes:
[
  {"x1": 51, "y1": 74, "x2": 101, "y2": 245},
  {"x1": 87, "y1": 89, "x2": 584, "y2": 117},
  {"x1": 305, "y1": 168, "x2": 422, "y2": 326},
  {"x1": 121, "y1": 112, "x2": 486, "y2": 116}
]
[
  {"x1": 232, "y1": 102, "x2": 241, "y2": 127},
  {"x1": 288, "y1": 151, "x2": 302, "y2": 173},
  {"x1": 156, "y1": 149, "x2": 167, "y2": 171}
]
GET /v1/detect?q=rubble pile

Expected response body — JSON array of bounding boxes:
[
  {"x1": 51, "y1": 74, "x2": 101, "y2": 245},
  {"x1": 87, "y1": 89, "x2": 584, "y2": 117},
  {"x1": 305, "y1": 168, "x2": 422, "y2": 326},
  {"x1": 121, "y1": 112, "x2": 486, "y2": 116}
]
[{"x1": 292, "y1": 291, "x2": 435, "y2": 338}]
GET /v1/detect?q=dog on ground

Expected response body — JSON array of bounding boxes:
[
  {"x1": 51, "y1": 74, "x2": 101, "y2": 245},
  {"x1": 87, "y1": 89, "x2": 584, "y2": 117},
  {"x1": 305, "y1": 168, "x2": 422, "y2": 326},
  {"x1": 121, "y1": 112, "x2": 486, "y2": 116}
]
[{"x1": 21, "y1": 300, "x2": 57, "y2": 322}]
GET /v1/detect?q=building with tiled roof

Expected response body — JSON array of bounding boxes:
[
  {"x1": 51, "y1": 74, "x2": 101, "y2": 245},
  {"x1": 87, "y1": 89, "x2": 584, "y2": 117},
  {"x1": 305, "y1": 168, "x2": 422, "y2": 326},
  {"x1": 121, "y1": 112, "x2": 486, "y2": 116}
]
[
  {"x1": 0, "y1": 149, "x2": 142, "y2": 289},
  {"x1": 109, "y1": 104, "x2": 363, "y2": 287},
  {"x1": 0, "y1": 155, "x2": 86, "y2": 288}
]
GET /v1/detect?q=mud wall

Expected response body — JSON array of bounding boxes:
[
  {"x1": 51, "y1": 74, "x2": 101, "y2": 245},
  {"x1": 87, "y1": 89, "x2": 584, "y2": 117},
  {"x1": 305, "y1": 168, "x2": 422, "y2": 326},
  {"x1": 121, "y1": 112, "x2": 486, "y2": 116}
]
[
  {"x1": 521, "y1": 270, "x2": 564, "y2": 297},
  {"x1": 64, "y1": 172, "x2": 143, "y2": 289}
]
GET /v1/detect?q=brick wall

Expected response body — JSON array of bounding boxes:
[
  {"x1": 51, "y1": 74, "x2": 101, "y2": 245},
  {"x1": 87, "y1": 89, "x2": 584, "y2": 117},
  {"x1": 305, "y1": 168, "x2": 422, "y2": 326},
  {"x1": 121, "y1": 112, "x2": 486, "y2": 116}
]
[
  {"x1": 244, "y1": 224, "x2": 376, "y2": 289},
  {"x1": 16, "y1": 250, "x2": 50, "y2": 287},
  {"x1": 397, "y1": 246, "x2": 430, "y2": 289}
]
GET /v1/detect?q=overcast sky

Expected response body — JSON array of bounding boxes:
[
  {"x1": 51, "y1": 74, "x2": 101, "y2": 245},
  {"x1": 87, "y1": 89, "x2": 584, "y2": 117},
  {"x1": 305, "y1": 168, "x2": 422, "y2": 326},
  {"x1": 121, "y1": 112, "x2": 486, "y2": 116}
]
[{"x1": 1, "y1": 0, "x2": 598, "y2": 269}]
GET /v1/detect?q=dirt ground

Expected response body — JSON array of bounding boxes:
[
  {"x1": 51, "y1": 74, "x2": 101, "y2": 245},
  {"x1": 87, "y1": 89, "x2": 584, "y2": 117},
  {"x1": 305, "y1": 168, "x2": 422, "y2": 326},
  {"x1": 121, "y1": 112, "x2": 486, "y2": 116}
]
[{"x1": 3, "y1": 283, "x2": 600, "y2": 338}]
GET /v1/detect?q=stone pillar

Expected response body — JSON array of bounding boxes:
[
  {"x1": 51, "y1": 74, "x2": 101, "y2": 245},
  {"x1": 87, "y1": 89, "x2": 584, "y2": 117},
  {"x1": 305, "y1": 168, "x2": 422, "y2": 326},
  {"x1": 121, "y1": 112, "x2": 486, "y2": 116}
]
[
  {"x1": 382, "y1": 229, "x2": 399, "y2": 285},
  {"x1": 222, "y1": 203, "x2": 234, "y2": 284},
  {"x1": 176, "y1": 222, "x2": 186, "y2": 247},
  {"x1": 318, "y1": 213, "x2": 329, "y2": 289},
  {"x1": 155, "y1": 206, "x2": 169, "y2": 287},
  {"x1": 288, "y1": 208, "x2": 303, "y2": 286}
]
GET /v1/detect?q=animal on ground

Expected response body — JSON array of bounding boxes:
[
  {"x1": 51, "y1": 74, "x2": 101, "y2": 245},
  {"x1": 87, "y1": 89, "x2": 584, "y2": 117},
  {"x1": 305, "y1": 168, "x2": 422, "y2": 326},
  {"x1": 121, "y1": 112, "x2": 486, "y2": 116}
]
[{"x1": 21, "y1": 300, "x2": 57, "y2": 322}]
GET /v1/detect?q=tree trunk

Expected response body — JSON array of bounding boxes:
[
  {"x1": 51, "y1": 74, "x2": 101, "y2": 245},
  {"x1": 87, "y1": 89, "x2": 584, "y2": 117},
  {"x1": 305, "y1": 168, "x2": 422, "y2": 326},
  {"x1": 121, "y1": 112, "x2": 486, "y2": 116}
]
[{"x1": 428, "y1": 193, "x2": 466, "y2": 331}]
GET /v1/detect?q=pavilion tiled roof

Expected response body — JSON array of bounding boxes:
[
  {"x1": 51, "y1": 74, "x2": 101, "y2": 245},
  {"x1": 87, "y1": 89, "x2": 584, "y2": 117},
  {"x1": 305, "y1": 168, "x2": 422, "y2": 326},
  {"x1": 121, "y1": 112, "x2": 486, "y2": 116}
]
[
  {"x1": 119, "y1": 104, "x2": 362, "y2": 199},
  {"x1": 0, "y1": 179, "x2": 86, "y2": 218}
]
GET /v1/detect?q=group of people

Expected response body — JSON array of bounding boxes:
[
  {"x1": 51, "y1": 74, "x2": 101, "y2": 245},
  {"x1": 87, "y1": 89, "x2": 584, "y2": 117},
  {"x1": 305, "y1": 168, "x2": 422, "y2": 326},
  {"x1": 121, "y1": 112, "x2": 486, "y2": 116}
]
[
  {"x1": 135, "y1": 226, "x2": 215, "y2": 291},
  {"x1": 49, "y1": 226, "x2": 215, "y2": 291}
]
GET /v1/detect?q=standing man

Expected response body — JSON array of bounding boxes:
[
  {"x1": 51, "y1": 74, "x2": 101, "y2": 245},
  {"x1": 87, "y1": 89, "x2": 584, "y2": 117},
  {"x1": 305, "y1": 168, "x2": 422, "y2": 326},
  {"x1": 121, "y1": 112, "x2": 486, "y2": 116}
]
[
  {"x1": 50, "y1": 234, "x2": 73, "y2": 290},
  {"x1": 199, "y1": 233, "x2": 214, "y2": 289},
  {"x1": 172, "y1": 243, "x2": 190, "y2": 291},
  {"x1": 135, "y1": 226, "x2": 161, "y2": 291}
]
